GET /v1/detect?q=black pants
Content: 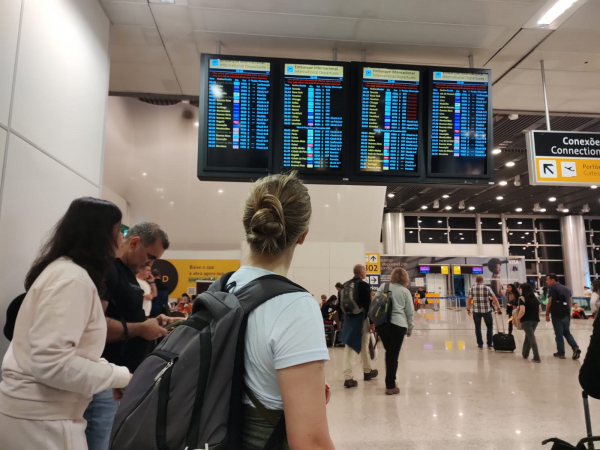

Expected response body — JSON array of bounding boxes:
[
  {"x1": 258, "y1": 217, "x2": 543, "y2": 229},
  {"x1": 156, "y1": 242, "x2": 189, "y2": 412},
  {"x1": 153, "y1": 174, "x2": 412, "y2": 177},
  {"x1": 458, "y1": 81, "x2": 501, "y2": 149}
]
[
  {"x1": 507, "y1": 305, "x2": 513, "y2": 335},
  {"x1": 376, "y1": 322, "x2": 407, "y2": 389}
]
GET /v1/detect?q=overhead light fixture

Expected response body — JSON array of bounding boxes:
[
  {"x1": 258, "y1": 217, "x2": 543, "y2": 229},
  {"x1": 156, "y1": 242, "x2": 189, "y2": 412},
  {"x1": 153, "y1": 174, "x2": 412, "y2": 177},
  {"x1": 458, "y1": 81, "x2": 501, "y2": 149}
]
[
  {"x1": 445, "y1": 206, "x2": 452, "y2": 210},
  {"x1": 421, "y1": 205, "x2": 428, "y2": 210},
  {"x1": 429, "y1": 237, "x2": 433, "y2": 240},
  {"x1": 409, "y1": 231, "x2": 413, "y2": 234},
  {"x1": 325, "y1": 204, "x2": 330, "y2": 208},
  {"x1": 506, "y1": 161, "x2": 515, "y2": 167},
  {"x1": 142, "y1": 172, "x2": 147, "y2": 176},
  {"x1": 438, "y1": 220, "x2": 443, "y2": 223},
  {"x1": 518, "y1": 221, "x2": 523, "y2": 224},
  {"x1": 492, "y1": 148, "x2": 502, "y2": 155},
  {"x1": 524, "y1": 0, "x2": 587, "y2": 29},
  {"x1": 499, "y1": 181, "x2": 508, "y2": 186},
  {"x1": 515, "y1": 208, "x2": 523, "y2": 212},
  {"x1": 459, "y1": 200, "x2": 466, "y2": 210},
  {"x1": 592, "y1": 185, "x2": 598, "y2": 189},
  {"x1": 160, "y1": 0, "x2": 176, "y2": 3},
  {"x1": 491, "y1": 238, "x2": 495, "y2": 241},
  {"x1": 498, "y1": 221, "x2": 502, "y2": 225},
  {"x1": 443, "y1": 194, "x2": 450, "y2": 199},
  {"x1": 388, "y1": 193, "x2": 395, "y2": 198},
  {"x1": 194, "y1": 122, "x2": 199, "y2": 127},
  {"x1": 540, "y1": 208, "x2": 547, "y2": 212},
  {"x1": 549, "y1": 197, "x2": 557, "y2": 202},
  {"x1": 538, "y1": 0, "x2": 579, "y2": 25},
  {"x1": 468, "y1": 206, "x2": 475, "y2": 211},
  {"x1": 461, "y1": 237, "x2": 465, "y2": 240},
  {"x1": 218, "y1": 189, "x2": 224, "y2": 193},
  {"x1": 496, "y1": 196, "x2": 504, "y2": 200}
]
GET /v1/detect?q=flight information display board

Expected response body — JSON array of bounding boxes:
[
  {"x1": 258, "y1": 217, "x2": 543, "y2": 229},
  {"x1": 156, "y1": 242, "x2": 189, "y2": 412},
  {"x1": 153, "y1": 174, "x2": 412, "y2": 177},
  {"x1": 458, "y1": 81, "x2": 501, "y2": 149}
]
[
  {"x1": 429, "y1": 70, "x2": 491, "y2": 178},
  {"x1": 205, "y1": 58, "x2": 272, "y2": 170},
  {"x1": 281, "y1": 63, "x2": 345, "y2": 171},
  {"x1": 358, "y1": 67, "x2": 420, "y2": 174}
]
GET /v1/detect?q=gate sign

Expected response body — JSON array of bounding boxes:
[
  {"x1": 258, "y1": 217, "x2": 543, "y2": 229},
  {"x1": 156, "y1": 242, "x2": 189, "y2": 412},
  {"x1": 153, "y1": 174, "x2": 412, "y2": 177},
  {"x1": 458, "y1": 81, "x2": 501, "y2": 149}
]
[
  {"x1": 365, "y1": 253, "x2": 380, "y2": 274},
  {"x1": 527, "y1": 130, "x2": 600, "y2": 186}
]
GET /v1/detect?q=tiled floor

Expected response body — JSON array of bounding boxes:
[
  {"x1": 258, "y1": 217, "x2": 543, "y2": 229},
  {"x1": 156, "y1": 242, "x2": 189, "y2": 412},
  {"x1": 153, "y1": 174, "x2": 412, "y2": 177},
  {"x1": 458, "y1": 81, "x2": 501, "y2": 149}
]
[{"x1": 325, "y1": 309, "x2": 598, "y2": 449}]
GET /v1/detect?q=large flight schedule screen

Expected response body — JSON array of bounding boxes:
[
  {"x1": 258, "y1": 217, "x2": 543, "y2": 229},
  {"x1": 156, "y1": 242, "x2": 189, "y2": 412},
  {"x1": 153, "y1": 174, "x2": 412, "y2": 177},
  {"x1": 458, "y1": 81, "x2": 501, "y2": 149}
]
[
  {"x1": 430, "y1": 71, "x2": 490, "y2": 176},
  {"x1": 282, "y1": 64, "x2": 344, "y2": 171},
  {"x1": 359, "y1": 67, "x2": 420, "y2": 173},
  {"x1": 206, "y1": 59, "x2": 271, "y2": 169}
]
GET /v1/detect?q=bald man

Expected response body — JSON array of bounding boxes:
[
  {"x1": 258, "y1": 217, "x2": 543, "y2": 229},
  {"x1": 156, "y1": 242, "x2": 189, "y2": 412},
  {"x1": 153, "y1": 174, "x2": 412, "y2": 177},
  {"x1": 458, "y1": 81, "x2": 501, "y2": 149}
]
[{"x1": 339, "y1": 264, "x2": 378, "y2": 388}]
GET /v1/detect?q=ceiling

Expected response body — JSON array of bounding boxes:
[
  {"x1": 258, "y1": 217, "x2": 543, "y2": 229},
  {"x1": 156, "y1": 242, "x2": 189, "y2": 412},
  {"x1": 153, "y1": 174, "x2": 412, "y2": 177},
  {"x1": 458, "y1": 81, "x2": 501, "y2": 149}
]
[
  {"x1": 101, "y1": 0, "x2": 600, "y2": 114},
  {"x1": 386, "y1": 112, "x2": 600, "y2": 215}
]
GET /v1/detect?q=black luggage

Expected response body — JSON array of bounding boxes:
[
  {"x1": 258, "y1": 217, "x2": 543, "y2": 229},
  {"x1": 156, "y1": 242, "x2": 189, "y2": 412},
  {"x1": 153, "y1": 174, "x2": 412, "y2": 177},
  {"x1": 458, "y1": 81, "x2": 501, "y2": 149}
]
[
  {"x1": 324, "y1": 324, "x2": 336, "y2": 348},
  {"x1": 543, "y1": 391, "x2": 600, "y2": 449},
  {"x1": 493, "y1": 312, "x2": 516, "y2": 352}
]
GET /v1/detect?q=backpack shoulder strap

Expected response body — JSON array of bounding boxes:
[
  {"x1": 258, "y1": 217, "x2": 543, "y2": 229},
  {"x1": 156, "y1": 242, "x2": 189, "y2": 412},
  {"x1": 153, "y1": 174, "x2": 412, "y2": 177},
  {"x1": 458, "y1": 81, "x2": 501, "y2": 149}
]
[{"x1": 235, "y1": 274, "x2": 308, "y2": 314}]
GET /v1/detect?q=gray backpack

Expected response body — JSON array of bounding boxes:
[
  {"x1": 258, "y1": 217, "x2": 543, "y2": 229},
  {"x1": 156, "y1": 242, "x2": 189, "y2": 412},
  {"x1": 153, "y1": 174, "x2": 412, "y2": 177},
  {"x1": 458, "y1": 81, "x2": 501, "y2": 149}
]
[
  {"x1": 368, "y1": 283, "x2": 393, "y2": 327},
  {"x1": 339, "y1": 279, "x2": 363, "y2": 315},
  {"x1": 110, "y1": 272, "x2": 306, "y2": 450}
]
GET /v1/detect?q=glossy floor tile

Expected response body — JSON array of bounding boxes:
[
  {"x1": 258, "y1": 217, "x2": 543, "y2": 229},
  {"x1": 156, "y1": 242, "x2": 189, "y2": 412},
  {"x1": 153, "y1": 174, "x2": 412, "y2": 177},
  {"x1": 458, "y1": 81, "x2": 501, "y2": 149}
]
[{"x1": 326, "y1": 310, "x2": 599, "y2": 449}]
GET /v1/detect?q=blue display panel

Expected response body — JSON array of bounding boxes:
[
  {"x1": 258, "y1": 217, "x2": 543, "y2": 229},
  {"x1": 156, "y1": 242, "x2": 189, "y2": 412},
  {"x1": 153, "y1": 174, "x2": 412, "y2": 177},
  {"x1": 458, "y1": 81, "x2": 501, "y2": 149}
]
[
  {"x1": 430, "y1": 71, "x2": 490, "y2": 176},
  {"x1": 359, "y1": 67, "x2": 420, "y2": 173},
  {"x1": 419, "y1": 266, "x2": 431, "y2": 274},
  {"x1": 206, "y1": 58, "x2": 271, "y2": 169},
  {"x1": 282, "y1": 64, "x2": 344, "y2": 170}
]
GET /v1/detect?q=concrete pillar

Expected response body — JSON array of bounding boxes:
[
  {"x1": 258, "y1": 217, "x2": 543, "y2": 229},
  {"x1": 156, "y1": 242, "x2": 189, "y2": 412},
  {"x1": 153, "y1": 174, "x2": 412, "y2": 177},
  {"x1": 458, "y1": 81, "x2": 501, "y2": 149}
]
[
  {"x1": 560, "y1": 216, "x2": 591, "y2": 296},
  {"x1": 383, "y1": 212, "x2": 405, "y2": 255}
]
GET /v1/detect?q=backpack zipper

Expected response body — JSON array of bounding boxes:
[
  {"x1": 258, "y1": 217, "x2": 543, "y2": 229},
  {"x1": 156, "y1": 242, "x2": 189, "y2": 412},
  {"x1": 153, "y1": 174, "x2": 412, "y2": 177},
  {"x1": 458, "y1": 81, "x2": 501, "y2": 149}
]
[{"x1": 155, "y1": 360, "x2": 174, "y2": 382}]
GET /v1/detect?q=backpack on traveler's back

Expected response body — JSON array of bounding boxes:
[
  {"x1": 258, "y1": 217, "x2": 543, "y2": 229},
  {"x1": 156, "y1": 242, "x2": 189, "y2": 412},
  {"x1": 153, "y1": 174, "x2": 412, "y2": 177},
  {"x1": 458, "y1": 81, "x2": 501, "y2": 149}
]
[
  {"x1": 339, "y1": 279, "x2": 363, "y2": 315},
  {"x1": 110, "y1": 272, "x2": 306, "y2": 450},
  {"x1": 368, "y1": 283, "x2": 393, "y2": 327},
  {"x1": 552, "y1": 293, "x2": 571, "y2": 319}
]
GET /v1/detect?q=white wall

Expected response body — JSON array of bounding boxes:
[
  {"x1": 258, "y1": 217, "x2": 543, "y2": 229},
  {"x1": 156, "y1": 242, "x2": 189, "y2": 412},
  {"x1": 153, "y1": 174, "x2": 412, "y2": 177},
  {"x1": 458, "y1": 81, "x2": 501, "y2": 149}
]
[
  {"x1": 0, "y1": 0, "x2": 110, "y2": 357},
  {"x1": 102, "y1": 185, "x2": 130, "y2": 226}
]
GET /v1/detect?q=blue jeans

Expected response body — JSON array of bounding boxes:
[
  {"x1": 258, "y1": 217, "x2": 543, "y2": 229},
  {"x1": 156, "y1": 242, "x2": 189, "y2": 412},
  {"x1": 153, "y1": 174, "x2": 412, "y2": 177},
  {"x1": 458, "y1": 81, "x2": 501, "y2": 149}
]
[
  {"x1": 552, "y1": 316, "x2": 579, "y2": 356},
  {"x1": 473, "y1": 311, "x2": 494, "y2": 347},
  {"x1": 83, "y1": 389, "x2": 118, "y2": 450}
]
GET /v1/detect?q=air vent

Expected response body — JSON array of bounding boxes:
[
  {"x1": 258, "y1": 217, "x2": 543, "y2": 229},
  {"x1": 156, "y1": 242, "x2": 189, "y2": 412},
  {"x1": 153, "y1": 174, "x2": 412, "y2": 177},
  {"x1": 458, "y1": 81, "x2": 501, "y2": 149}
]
[{"x1": 138, "y1": 98, "x2": 181, "y2": 106}]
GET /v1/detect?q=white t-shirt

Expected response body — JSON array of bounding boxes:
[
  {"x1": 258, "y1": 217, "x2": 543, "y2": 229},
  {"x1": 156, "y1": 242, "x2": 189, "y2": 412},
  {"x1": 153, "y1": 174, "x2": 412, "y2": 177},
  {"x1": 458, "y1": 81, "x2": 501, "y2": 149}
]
[
  {"x1": 137, "y1": 278, "x2": 152, "y2": 317},
  {"x1": 228, "y1": 266, "x2": 329, "y2": 410}
]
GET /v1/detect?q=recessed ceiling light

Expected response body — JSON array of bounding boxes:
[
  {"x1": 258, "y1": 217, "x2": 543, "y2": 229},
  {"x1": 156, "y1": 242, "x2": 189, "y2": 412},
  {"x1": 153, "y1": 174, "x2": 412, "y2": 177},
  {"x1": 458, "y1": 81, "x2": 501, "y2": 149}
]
[
  {"x1": 499, "y1": 181, "x2": 508, "y2": 186},
  {"x1": 515, "y1": 208, "x2": 523, "y2": 212},
  {"x1": 142, "y1": 172, "x2": 147, "y2": 176},
  {"x1": 518, "y1": 221, "x2": 522, "y2": 224},
  {"x1": 418, "y1": 220, "x2": 422, "y2": 223},
  {"x1": 429, "y1": 237, "x2": 433, "y2": 240},
  {"x1": 549, "y1": 197, "x2": 557, "y2": 202},
  {"x1": 521, "y1": 236, "x2": 525, "y2": 239},
  {"x1": 459, "y1": 232, "x2": 463, "y2": 235},
  {"x1": 170, "y1": 201, "x2": 174, "y2": 205},
  {"x1": 459, "y1": 413, "x2": 464, "y2": 416},
  {"x1": 525, "y1": 232, "x2": 529, "y2": 235},
  {"x1": 540, "y1": 208, "x2": 547, "y2": 212},
  {"x1": 538, "y1": 0, "x2": 578, "y2": 25},
  {"x1": 510, "y1": 232, "x2": 513, "y2": 235},
  {"x1": 325, "y1": 204, "x2": 330, "y2": 208},
  {"x1": 498, "y1": 221, "x2": 502, "y2": 225},
  {"x1": 443, "y1": 194, "x2": 450, "y2": 199},
  {"x1": 438, "y1": 220, "x2": 443, "y2": 223},
  {"x1": 388, "y1": 193, "x2": 395, "y2": 198},
  {"x1": 460, "y1": 237, "x2": 465, "y2": 240},
  {"x1": 445, "y1": 206, "x2": 452, "y2": 210},
  {"x1": 563, "y1": 208, "x2": 569, "y2": 213},
  {"x1": 433, "y1": 414, "x2": 437, "y2": 418},
  {"x1": 457, "y1": 434, "x2": 462, "y2": 438},
  {"x1": 496, "y1": 196, "x2": 504, "y2": 200},
  {"x1": 194, "y1": 122, "x2": 199, "y2": 127},
  {"x1": 492, "y1": 148, "x2": 502, "y2": 155},
  {"x1": 409, "y1": 231, "x2": 413, "y2": 234},
  {"x1": 491, "y1": 238, "x2": 495, "y2": 241},
  {"x1": 468, "y1": 206, "x2": 475, "y2": 210},
  {"x1": 506, "y1": 162, "x2": 515, "y2": 167},
  {"x1": 218, "y1": 189, "x2": 224, "y2": 193},
  {"x1": 592, "y1": 185, "x2": 598, "y2": 189},
  {"x1": 421, "y1": 205, "x2": 428, "y2": 210}
]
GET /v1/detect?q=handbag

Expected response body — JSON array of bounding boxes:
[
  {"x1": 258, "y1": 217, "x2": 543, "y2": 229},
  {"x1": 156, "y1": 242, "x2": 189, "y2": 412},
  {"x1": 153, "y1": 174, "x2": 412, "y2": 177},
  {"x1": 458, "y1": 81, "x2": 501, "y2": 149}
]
[{"x1": 368, "y1": 332, "x2": 379, "y2": 361}]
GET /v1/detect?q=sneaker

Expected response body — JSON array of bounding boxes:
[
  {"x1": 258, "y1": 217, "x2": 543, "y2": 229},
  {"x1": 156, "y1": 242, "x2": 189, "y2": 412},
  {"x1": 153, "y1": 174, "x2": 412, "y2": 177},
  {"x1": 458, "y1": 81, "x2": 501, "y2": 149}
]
[
  {"x1": 385, "y1": 387, "x2": 400, "y2": 395},
  {"x1": 573, "y1": 349, "x2": 581, "y2": 360},
  {"x1": 344, "y1": 379, "x2": 358, "y2": 388},
  {"x1": 488, "y1": 346, "x2": 494, "y2": 351},
  {"x1": 364, "y1": 369, "x2": 379, "y2": 381},
  {"x1": 478, "y1": 346, "x2": 483, "y2": 350},
  {"x1": 553, "y1": 353, "x2": 566, "y2": 359},
  {"x1": 532, "y1": 359, "x2": 541, "y2": 363}
]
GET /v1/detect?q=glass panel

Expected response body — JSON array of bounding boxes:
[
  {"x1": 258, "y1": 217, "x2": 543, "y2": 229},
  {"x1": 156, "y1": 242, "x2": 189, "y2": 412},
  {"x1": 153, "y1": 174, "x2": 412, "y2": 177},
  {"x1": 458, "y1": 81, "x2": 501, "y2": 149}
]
[
  {"x1": 509, "y1": 246, "x2": 536, "y2": 259},
  {"x1": 587, "y1": 232, "x2": 594, "y2": 246},
  {"x1": 539, "y1": 261, "x2": 565, "y2": 275},
  {"x1": 506, "y1": 218, "x2": 534, "y2": 229},
  {"x1": 482, "y1": 231, "x2": 502, "y2": 244},
  {"x1": 449, "y1": 230, "x2": 476, "y2": 243},
  {"x1": 419, "y1": 217, "x2": 447, "y2": 228},
  {"x1": 536, "y1": 231, "x2": 561, "y2": 245},
  {"x1": 588, "y1": 247, "x2": 594, "y2": 261},
  {"x1": 507, "y1": 231, "x2": 535, "y2": 245},
  {"x1": 536, "y1": 219, "x2": 561, "y2": 230},
  {"x1": 448, "y1": 217, "x2": 476, "y2": 229},
  {"x1": 420, "y1": 229, "x2": 448, "y2": 243},
  {"x1": 480, "y1": 218, "x2": 502, "y2": 230},
  {"x1": 538, "y1": 246, "x2": 563, "y2": 260},
  {"x1": 404, "y1": 216, "x2": 419, "y2": 228},
  {"x1": 590, "y1": 263, "x2": 595, "y2": 277},
  {"x1": 591, "y1": 220, "x2": 600, "y2": 230},
  {"x1": 585, "y1": 220, "x2": 591, "y2": 231},
  {"x1": 592, "y1": 233, "x2": 600, "y2": 245},
  {"x1": 526, "y1": 261, "x2": 537, "y2": 275},
  {"x1": 594, "y1": 246, "x2": 600, "y2": 260},
  {"x1": 595, "y1": 262, "x2": 600, "y2": 275},
  {"x1": 405, "y1": 229, "x2": 418, "y2": 243}
]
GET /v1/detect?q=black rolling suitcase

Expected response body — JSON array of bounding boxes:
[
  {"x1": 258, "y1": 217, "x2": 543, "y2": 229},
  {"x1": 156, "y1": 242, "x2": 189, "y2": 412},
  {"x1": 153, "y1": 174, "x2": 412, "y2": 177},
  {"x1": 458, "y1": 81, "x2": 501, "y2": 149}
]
[
  {"x1": 324, "y1": 324, "x2": 336, "y2": 347},
  {"x1": 543, "y1": 392, "x2": 600, "y2": 449},
  {"x1": 493, "y1": 311, "x2": 516, "y2": 352}
]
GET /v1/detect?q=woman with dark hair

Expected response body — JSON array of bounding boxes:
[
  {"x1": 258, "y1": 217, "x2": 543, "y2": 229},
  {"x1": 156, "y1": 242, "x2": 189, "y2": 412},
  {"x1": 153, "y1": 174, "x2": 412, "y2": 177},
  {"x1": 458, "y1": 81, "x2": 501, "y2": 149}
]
[
  {"x1": 516, "y1": 283, "x2": 542, "y2": 363},
  {"x1": 505, "y1": 284, "x2": 519, "y2": 335},
  {"x1": 321, "y1": 295, "x2": 342, "y2": 331},
  {"x1": 0, "y1": 198, "x2": 131, "y2": 450}
]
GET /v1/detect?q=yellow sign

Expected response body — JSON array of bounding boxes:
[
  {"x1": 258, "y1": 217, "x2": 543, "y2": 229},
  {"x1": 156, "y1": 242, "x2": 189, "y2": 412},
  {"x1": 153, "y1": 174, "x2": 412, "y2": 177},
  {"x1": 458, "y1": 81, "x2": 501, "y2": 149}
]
[
  {"x1": 535, "y1": 158, "x2": 600, "y2": 183},
  {"x1": 453, "y1": 265, "x2": 462, "y2": 275},
  {"x1": 365, "y1": 253, "x2": 380, "y2": 274},
  {"x1": 441, "y1": 265, "x2": 449, "y2": 275},
  {"x1": 166, "y1": 259, "x2": 240, "y2": 298}
]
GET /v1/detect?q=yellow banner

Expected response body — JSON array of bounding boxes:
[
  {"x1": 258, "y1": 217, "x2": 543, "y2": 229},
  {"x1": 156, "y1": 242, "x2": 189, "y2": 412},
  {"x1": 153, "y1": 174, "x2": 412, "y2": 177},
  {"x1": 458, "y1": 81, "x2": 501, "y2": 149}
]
[
  {"x1": 535, "y1": 157, "x2": 600, "y2": 184},
  {"x1": 285, "y1": 64, "x2": 343, "y2": 78},
  {"x1": 166, "y1": 259, "x2": 240, "y2": 297}
]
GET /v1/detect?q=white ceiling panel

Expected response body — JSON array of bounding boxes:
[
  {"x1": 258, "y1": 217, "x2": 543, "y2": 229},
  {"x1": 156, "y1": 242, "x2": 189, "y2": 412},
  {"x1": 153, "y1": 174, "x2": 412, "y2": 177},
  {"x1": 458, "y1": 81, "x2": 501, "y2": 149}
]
[
  {"x1": 355, "y1": 20, "x2": 519, "y2": 48},
  {"x1": 190, "y1": 8, "x2": 360, "y2": 41},
  {"x1": 518, "y1": 51, "x2": 600, "y2": 72},
  {"x1": 110, "y1": 25, "x2": 163, "y2": 47},
  {"x1": 502, "y1": 68, "x2": 600, "y2": 88},
  {"x1": 537, "y1": 29, "x2": 600, "y2": 54},
  {"x1": 559, "y1": 0, "x2": 600, "y2": 31},
  {"x1": 101, "y1": 1, "x2": 155, "y2": 27}
]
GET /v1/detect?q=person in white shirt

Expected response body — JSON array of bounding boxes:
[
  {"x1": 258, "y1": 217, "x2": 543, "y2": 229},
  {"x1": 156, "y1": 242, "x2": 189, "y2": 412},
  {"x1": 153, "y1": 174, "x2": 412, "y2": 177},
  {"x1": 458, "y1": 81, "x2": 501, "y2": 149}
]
[
  {"x1": 590, "y1": 280, "x2": 600, "y2": 318},
  {"x1": 0, "y1": 198, "x2": 131, "y2": 450},
  {"x1": 136, "y1": 266, "x2": 156, "y2": 317},
  {"x1": 235, "y1": 171, "x2": 335, "y2": 450},
  {"x1": 584, "y1": 286, "x2": 593, "y2": 297}
]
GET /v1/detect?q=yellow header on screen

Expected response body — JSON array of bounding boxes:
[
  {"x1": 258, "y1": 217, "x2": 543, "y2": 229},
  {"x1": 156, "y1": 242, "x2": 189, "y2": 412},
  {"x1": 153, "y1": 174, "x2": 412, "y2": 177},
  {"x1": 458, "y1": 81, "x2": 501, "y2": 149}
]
[
  {"x1": 209, "y1": 59, "x2": 270, "y2": 71},
  {"x1": 363, "y1": 68, "x2": 419, "y2": 82},
  {"x1": 434, "y1": 71, "x2": 488, "y2": 83},
  {"x1": 285, "y1": 64, "x2": 343, "y2": 77}
]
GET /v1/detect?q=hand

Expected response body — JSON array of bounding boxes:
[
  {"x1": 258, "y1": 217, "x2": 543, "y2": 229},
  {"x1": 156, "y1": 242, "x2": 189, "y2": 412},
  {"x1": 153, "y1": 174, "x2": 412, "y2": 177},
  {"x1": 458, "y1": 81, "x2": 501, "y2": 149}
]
[
  {"x1": 546, "y1": 314, "x2": 551, "y2": 323},
  {"x1": 156, "y1": 314, "x2": 180, "y2": 327},
  {"x1": 467, "y1": 309, "x2": 471, "y2": 316},
  {"x1": 139, "y1": 318, "x2": 168, "y2": 341},
  {"x1": 407, "y1": 333, "x2": 411, "y2": 338},
  {"x1": 113, "y1": 388, "x2": 125, "y2": 401},
  {"x1": 369, "y1": 323, "x2": 375, "y2": 333},
  {"x1": 497, "y1": 309, "x2": 502, "y2": 315},
  {"x1": 325, "y1": 383, "x2": 331, "y2": 405}
]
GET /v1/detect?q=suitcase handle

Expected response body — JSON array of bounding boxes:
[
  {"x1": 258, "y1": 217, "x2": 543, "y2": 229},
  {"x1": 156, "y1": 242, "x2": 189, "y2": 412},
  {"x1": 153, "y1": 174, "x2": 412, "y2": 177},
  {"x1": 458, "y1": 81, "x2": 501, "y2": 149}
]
[{"x1": 494, "y1": 308, "x2": 506, "y2": 334}]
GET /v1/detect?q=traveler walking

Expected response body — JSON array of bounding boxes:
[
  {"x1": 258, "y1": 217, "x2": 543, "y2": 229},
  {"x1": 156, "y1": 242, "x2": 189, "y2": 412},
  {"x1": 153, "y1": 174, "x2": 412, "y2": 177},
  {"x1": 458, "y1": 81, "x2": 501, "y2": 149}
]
[
  {"x1": 590, "y1": 280, "x2": 600, "y2": 319},
  {"x1": 0, "y1": 198, "x2": 131, "y2": 450},
  {"x1": 339, "y1": 264, "x2": 378, "y2": 388},
  {"x1": 546, "y1": 274, "x2": 581, "y2": 360},
  {"x1": 506, "y1": 283, "x2": 519, "y2": 335},
  {"x1": 376, "y1": 268, "x2": 414, "y2": 395},
  {"x1": 84, "y1": 222, "x2": 173, "y2": 450},
  {"x1": 516, "y1": 283, "x2": 542, "y2": 363},
  {"x1": 466, "y1": 275, "x2": 502, "y2": 349}
]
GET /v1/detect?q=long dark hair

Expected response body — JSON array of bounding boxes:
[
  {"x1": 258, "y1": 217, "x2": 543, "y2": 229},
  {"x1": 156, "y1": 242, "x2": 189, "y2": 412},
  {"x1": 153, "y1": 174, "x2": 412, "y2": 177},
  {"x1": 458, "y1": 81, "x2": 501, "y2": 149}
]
[
  {"x1": 520, "y1": 283, "x2": 535, "y2": 300},
  {"x1": 25, "y1": 197, "x2": 122, "y2": 293},
  {"x1": 506, "y1": 283, "x2": 519, "y2": 300}
]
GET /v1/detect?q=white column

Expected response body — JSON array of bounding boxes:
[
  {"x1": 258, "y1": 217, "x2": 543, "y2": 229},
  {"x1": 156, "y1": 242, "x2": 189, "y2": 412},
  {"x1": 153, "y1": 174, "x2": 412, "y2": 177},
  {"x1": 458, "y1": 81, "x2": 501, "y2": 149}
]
[
  {"x1": 382, "y1": 212, "x2": 405, "y2": 255},
  {"x1": 560, "y1": 216, "x2": 591, "y2": 296}
]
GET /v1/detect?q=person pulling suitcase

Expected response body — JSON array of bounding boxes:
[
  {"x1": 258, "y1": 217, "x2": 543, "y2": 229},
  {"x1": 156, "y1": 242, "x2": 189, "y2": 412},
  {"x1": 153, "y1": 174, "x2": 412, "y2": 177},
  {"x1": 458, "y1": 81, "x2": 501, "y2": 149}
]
[{"x1": 466, "y1": 275, "x2": 502, "y2": 350}]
